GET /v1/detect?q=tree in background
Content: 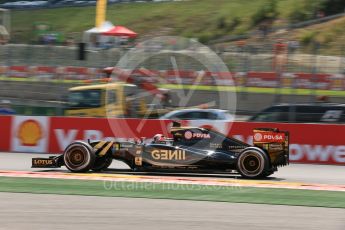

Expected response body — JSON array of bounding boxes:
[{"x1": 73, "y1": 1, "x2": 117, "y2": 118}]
[
  {"x1": 251, "y1": 0, "x2": 279, "y2": 26},
  {"x1": 251, "y1": 0, "x2": 278, "y2": 37},
  {"x1": 288, "y1": 0, "x2": 345, "y2": 23},
  {"x1": 288, "y1": 0, "x2": 323, "y2": 23},
  {"x1": 320, "y1": 0, "x2": 345, "y2": 15}
]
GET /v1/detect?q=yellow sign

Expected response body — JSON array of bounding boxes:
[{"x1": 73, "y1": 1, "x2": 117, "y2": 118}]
[
  {"x1": 96, "y1": 0, "x2": 107, "y2": 28},
  {"x1": 17, "y1": 119, "x2": 42, "y2": 146}
]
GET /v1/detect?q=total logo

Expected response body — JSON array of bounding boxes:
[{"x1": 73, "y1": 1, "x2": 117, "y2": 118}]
[{"x1": 184, "y1": 131, "x2": 211, "y2": 140}]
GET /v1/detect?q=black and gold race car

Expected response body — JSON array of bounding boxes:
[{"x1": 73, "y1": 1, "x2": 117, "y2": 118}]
[{"x1": 32, "y1": 122, "x2": 289, "y2": 178}]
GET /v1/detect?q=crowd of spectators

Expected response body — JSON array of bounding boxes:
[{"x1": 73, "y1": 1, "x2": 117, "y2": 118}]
[{"x1": 0, "y1": 0, "x2": 177, "y2": 9}]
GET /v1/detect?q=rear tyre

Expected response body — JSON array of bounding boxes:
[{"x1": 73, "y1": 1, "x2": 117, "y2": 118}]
[
  {"x1": 63, "y1": 141, "x2": 96, "y2": 173},
  {"x1": 92, "y1": 157, "x2": 113, "y2": 172},
  {"x1": 236, "y1": 147, "x2": 269, "y2": 179}
]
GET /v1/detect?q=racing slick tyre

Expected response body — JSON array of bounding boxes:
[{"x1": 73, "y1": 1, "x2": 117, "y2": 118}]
[
  {"x1": 91, "y1": 157, "x2": 113, "y2": 172},
  {"x1": 63, "y1": 141, "x2": 96, "y2": 173},
  {"x1": 236, "y1": 147, "x2": 270, "y2": 179}
]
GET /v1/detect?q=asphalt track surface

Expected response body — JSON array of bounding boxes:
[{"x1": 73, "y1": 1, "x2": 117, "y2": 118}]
[
  {"x1": 0, "y1": 192, "x2": 344, "y2": 230},
  {"x1": 0, "y1": 152, "x2": 345, "y2": 185},
  {"x1": 0, "y1": 152, "x2": 344, "y2": 230}
]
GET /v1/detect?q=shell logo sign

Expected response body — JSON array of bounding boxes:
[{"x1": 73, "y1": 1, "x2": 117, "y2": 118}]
[
  {"x1": 11, "y1": 116, "x2": 49, "y2": 153},
  {"x1": 17, "y1": 119, "x2": 42, "y2": 146}
]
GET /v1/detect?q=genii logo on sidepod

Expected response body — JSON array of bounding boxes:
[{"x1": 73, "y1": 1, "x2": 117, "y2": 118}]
[
  {"x1": 184, "y1": 131, "x2": 210, "y2": 140},
  {"x1": 151, "y1": 149, "x2": 186, "y2": 160},
  {"x1": 253, "y1": 132, "x2": 285, "y2": 143}
]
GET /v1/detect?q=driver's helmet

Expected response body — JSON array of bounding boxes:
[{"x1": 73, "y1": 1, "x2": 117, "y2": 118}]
[{"x1": 152, "y1": 134, "x2": 166, "y2": 143}]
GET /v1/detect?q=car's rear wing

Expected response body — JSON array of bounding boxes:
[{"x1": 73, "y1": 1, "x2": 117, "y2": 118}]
[{"x1": 253, "y1": 128, "x2": 289, "y2": 166}]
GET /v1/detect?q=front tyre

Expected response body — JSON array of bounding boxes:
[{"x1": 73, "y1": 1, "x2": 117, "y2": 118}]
[
  {"x1": 63, "y1": 141, "x2": 95, "y2": 173},
  {"x1": 237, "y1": 147, "x2": 269, "y2": 179}
]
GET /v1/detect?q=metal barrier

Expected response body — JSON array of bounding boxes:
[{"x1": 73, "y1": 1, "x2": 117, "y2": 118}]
[{"x1": 0, "y1": 43, "x2": 344, "y2": 73}]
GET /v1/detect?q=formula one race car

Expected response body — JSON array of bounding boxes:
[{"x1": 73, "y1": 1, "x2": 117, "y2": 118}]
[{"x1": 32, "y1": 122, "x2": 289, "y2": 178}]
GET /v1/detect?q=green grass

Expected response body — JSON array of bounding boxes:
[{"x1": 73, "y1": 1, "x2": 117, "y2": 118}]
[
  {"x1": 0, "y1": 177, "x2": 344, "y2": 208},
  {"x1": 6, "y1": 0, "x2": 344, "y2": 56},
  {"x1": 294, "y1": 16, "x2": 345, "y2": 55},
  {"x1": 10, "y1": 0, "x2": 335, "y2": 44}
]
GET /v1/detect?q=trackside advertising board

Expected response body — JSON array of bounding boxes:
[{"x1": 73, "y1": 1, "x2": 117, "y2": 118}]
[
  {"x1": 0, "y1": 116, "x2": 12, "y2": 152},
  {"x1": 0, "y1": 116, "x2": 344, "y2": 165},
  {"x1": 2, "y1": 66, "x2": 345, "y2": 90},
  {"x1": 228, "y1": 122, "x2": 345, "y2": 165},
  {"x1": 49, "y1": 117, "x2": 172, "y2": 151},
  {"x1": 11, "y1": 116, "x2": 50, "y2": 153}
]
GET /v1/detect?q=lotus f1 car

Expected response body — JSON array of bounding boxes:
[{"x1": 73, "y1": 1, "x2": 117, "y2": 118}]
[{"x1": 32, "y1": 122, "x2": 289, "y2": 178}]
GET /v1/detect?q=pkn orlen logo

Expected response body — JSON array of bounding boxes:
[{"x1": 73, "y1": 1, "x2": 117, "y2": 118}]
[
  {"x1": 184, "y1": 131, "x2": 193, "y2": 139},
  {"x1": 184, "y1": 130, "x2": 211, "y2": 140},
  {"x1": 253, "y1": 133, "x2": 263, "y2": 142},
  {"x1": 17, "y1": 119, "x2": 43, "y2": 146}
]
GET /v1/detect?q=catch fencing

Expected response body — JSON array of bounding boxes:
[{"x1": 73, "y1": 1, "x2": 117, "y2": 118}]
[
  {"x1": 0, "y1": 43, "x2": 344, "y2": 116},
  {"x1": 1, "y1": 43, "x2": 344, "y2": 73}
]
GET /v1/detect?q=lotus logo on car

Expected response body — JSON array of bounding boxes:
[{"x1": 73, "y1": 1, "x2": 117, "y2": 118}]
[
  {"x1": 33, "y1": 159, "x2": 53, "y2": 165},
  {"x1": 151, "y1": 149, "x2": 186, "y2": 160},
  {"x1": 184, "y1": 131, "x2": 210, "y2": 139}
]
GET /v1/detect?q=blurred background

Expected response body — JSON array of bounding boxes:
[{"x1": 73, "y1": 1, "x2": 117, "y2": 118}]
[{"x1": 0, "y1": 0, "x2": 344, "y2": 123}]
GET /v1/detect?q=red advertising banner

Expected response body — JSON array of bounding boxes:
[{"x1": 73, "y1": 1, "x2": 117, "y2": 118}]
[
  {"x1": 47, "y1": 117, "x2": 345, "y2": 165},
  {"x1": 49, "y1": 117, "x2": 172, "y2": 153},
  {"x1": 8, "y1": 66, "x2": 29, "y2": 78},
  {"x1": 246, "y1": 72, "x2": 278, "y2": 88},
  {"x1": 293, "y1": 73, "x2": 332, "y2": 90},
  {"x1": 2, "y1": 65, "x2": 344, "y2": 90},
  {"x1": 244, "y1": 72, "x2": 338, "y2": 90},
  {"x1": 253, "y1": 131, "x2": 285, "y2": 143},
  {"x1": 2, "y1": 116, "x2": 345, "y2": 165},
  {"x1": 0, "y1": 116, "x2": 12, "y2": 152},
  {"x1": 229, "y1": 122, "x2": 345, "y2": 165},
  {"x1": 10, "y1": 116, "x2": 50, "y2": 153}
]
